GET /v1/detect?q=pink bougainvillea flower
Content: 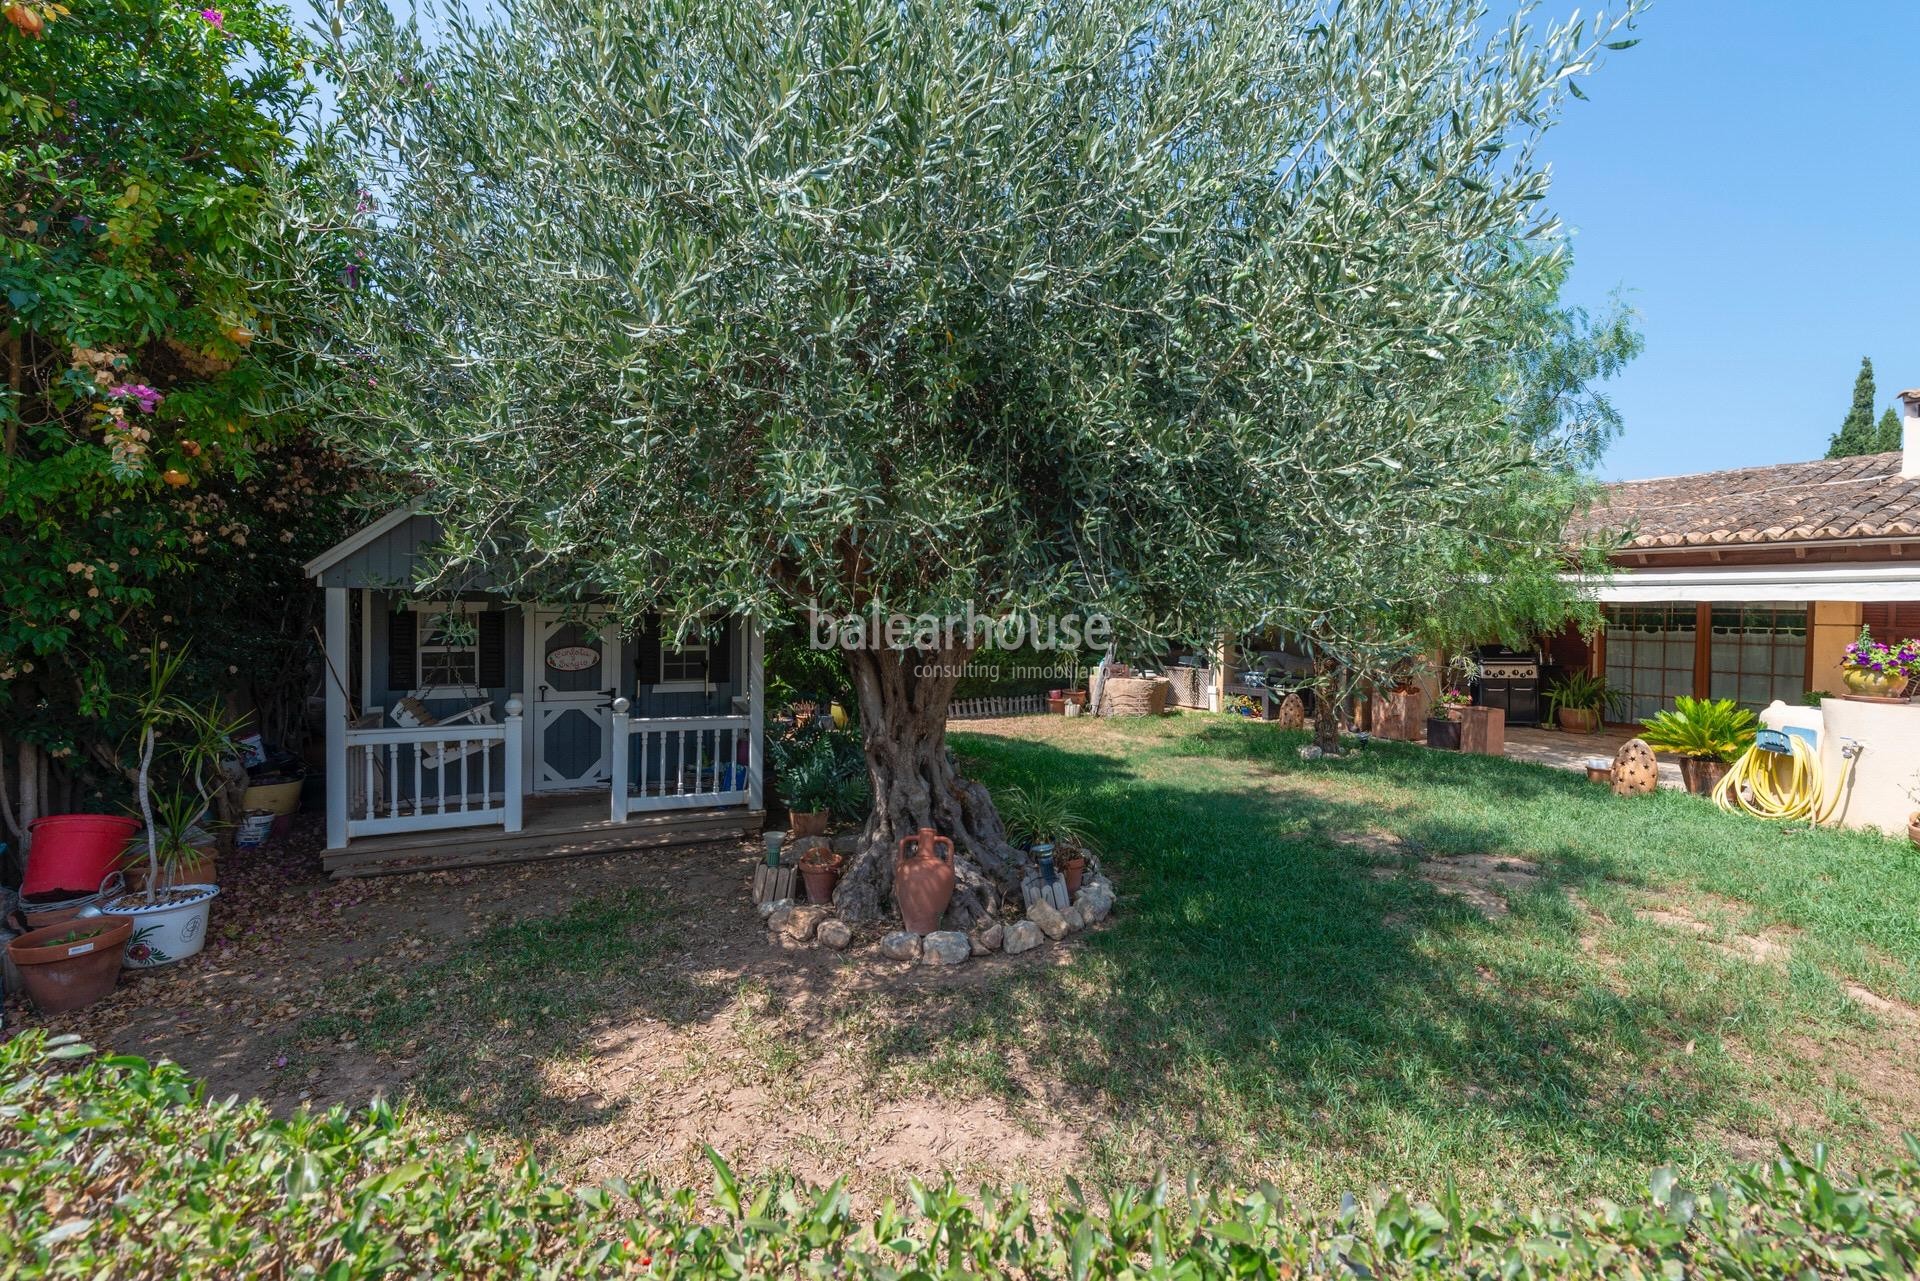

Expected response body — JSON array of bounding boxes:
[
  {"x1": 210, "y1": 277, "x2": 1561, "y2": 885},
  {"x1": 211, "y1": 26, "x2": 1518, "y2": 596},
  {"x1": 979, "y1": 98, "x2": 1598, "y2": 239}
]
[
  {"x1": 106, "y1": 383, "x2": 162, "y2": 414},
  {"x1": 199, "y1": 7, "x2": 223, "y2": 27}
]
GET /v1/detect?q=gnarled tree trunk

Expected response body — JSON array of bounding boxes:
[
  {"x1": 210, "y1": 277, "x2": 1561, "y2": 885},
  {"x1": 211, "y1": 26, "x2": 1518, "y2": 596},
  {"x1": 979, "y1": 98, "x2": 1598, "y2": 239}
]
[{"x1": 832, "y1": 642, "x2": 1029, "y2": 929}]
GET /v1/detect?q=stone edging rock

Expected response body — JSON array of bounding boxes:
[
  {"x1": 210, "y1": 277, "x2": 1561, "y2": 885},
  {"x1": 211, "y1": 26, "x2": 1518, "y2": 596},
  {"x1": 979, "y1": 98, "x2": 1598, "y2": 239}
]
[{"x1": 762, "y1": 871, "x2": 1116, "y2": 967}]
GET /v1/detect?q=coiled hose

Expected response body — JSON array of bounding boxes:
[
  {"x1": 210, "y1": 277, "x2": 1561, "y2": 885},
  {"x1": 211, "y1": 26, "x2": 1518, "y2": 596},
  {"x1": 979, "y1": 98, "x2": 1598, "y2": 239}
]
[{"x1": 1712, "y1": 735, "x2": 1856, "y2": 824}]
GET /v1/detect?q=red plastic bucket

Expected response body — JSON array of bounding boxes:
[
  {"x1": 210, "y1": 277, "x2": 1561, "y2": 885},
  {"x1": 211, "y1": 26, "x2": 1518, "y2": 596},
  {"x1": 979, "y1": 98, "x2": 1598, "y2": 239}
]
[{"x1": 22, "y1": 814, "x2": 140, "y2": 897}]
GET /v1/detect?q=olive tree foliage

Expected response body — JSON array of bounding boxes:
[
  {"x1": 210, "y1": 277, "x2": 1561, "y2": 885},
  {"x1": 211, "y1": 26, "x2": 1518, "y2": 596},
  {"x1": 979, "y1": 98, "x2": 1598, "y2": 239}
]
[
  {"x1": 264, "y1": 0, "x2": 1641, "y2": 923},
  {"x1": 1265, "y1": 271, "x2": 1643, "y2": 750}
]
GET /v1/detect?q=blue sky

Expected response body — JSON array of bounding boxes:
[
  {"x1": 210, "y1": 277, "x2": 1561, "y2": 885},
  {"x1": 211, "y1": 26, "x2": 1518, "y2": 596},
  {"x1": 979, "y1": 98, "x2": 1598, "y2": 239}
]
[{"x1": 1546, "y1": 0, "x2": 1920, "y2": 479}]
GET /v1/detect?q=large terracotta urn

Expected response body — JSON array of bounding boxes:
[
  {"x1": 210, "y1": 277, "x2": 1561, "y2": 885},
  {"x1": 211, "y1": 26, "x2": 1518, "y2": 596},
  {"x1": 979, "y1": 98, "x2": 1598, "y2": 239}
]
[{"x1": 893, "y1": 827, "x2": 956, "y2": 934}]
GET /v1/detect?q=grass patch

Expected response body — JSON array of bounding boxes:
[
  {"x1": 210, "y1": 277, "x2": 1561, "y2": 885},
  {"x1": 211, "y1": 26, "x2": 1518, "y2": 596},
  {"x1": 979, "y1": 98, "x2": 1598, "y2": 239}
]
[{"x1": 300, "y1": 714, "x2": 1920, "y2": 1207}]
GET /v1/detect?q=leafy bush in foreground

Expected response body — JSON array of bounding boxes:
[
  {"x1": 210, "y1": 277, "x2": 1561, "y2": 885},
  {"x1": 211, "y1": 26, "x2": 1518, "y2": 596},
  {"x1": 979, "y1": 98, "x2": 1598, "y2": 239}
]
[{"x1": 3, "y1": 1032, "x2": 1919, "y2": 1278}]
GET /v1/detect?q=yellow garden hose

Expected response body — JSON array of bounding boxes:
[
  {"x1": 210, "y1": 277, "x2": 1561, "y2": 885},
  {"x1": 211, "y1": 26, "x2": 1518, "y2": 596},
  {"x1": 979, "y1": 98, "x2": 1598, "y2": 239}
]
[{"x1": 1712, "y1": 734, "x2": 1858, "y2": 825}]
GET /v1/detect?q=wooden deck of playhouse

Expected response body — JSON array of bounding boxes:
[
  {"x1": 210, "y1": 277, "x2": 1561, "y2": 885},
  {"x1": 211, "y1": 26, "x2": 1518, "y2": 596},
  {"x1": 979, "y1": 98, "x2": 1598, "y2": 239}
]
[{"x1": 320, "y1": 793, "x2": 766, "y2": 879}]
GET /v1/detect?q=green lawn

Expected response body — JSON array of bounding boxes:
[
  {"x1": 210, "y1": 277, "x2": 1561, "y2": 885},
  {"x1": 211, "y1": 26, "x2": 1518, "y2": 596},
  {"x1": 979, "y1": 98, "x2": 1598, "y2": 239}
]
[{"x1": 300, "y1": 714, "x2": 1920, "y2": 1207}]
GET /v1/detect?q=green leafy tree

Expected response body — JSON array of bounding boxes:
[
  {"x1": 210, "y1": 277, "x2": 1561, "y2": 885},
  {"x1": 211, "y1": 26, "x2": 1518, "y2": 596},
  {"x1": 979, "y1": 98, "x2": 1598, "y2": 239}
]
[
  {"x1": 1, "y1": 0, "x2": 348, "y2": 849},
  {"x1": 1825, "y1": 357, "x2": 1881, "y2": 458},
  {"x1": 1874, "y1": 406, "x2": 1902, "y2": 453},
  {"x1": 269, "y1": 0, "x2": 1642, "y2": 923}
]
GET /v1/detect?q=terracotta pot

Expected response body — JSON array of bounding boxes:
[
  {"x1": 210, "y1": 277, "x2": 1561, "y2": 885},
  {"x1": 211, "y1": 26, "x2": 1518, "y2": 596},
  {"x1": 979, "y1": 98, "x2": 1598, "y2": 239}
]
[
  {"x1": 7, "y1": 915, "x2": 132, "y2": 1014},
  {"x1": 1557, "y1": 707, "x2": 1599, "y2": 734},
  {"x1": 18, "y1": 889, "x2": 100, "y2": 929},
  {"x1": 1060, "y1": 853, "x2": 1086, "y2": 899},
  {"x1": 788, "y1": 810, "x2": 830, "y2": 838},
  {"x1": 1048, "y1": 695, "x2": 1066, "y2": 715},
  {"x1": 1678, "y1": 757, "x2": 1729, "y2": 797},
  {"x1": 121, "y1": 850, "x2": 218, "y2": 893},
  {"x1": 800, "y1": 854, "x2": 842, "y2": 904},
  {"x1": 893, "y1": 827, "x2": 956, "y2": 934}
]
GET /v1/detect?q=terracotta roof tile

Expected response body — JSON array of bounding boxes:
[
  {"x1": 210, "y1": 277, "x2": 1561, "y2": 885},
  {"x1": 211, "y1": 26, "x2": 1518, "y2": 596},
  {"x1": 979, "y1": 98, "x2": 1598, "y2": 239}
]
[{"x1": 1574, "y1": 451, "x2": 1920, "y2": 549}]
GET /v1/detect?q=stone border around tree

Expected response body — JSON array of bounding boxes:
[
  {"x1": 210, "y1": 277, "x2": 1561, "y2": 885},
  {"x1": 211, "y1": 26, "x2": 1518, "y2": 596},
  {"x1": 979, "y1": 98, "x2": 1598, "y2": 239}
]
[{"x1": 760, "y1": 870, "x2": 1117, "y2": 966}]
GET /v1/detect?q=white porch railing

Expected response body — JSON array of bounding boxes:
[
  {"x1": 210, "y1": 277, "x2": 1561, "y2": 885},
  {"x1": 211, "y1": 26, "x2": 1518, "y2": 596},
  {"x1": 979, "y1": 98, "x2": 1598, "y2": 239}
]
[
  {"x1": 344, "y1": 697, "x2": 525, "y2": 837},
  {"x1": 609, "y1": 700, "x2": 756, "y2": 820}
]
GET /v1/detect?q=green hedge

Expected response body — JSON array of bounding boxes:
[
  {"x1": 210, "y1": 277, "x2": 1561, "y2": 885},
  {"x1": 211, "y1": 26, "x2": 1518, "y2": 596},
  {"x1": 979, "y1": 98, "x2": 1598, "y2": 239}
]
[{"x1": 4, "y1": 1031, "x2": 1919, "y2": 1278}]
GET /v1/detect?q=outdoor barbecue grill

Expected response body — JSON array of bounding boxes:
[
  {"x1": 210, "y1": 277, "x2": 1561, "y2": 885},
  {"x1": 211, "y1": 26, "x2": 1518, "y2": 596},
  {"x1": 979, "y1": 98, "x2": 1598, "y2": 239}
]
[{"x1": 1472, "y1": 645, "x2": 1541, "y2": 728}]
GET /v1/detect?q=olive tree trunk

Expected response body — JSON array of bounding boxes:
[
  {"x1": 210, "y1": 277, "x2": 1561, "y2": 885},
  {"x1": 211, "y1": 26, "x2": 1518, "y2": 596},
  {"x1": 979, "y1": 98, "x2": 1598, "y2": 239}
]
[{"x1": 831, "y1": 642, "x2": 1029, "y2": 929}]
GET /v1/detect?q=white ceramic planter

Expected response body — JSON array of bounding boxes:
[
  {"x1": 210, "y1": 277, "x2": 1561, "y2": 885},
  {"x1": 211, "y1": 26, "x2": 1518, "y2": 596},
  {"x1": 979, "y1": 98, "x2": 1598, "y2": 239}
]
[{"x1": 97, "y1": 884, "x2": 219, "y2": 968}]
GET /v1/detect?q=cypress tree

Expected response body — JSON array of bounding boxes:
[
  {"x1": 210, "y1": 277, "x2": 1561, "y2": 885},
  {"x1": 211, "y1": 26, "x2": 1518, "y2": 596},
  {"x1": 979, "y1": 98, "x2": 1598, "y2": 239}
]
[
  {"x1": 1825, "y1": 357, "x2": 1879, "y2": 458},
  {"x1": 1874, "y1": 407, "x2": 1902, "y2": 452}
]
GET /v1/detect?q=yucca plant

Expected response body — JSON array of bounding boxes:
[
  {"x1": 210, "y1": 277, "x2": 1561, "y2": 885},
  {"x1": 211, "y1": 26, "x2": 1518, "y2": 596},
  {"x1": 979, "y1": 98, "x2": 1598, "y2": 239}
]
[
  {"x1": 996, "y1": 785, "x2": 1099, "y2": 856},
  {"x1": 1639, "y1": 697, "x2": 1757, "y2": 763}
]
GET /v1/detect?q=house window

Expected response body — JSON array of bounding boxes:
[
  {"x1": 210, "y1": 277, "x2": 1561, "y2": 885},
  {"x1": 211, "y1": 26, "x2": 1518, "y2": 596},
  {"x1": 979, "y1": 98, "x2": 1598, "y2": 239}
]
[
  {"x1": 1604, "y1": 602, "x2": 1696, "y2": 723},
  {"x1": 416, "y1": 603, "x2": 482, "y2": 694},
  {"x1": 656, "y1": 636, "x2": 708, "y2": 690},
  {"x1": 1707, "y1": 603, "x2": 1805, "y2": 711}
]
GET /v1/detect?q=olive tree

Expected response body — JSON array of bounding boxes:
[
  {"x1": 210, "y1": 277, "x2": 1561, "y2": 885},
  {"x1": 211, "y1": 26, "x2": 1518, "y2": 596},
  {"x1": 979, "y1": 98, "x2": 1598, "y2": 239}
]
[{"x1": 266, "y1": 0, "x2": 1640, "y2": 924}]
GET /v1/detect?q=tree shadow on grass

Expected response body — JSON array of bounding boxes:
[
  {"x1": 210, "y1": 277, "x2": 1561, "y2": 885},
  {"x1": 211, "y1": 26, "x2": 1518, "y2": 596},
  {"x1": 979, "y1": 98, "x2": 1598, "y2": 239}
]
[
  {"x1": 884, "y1": 724, "x2": 1813, "y2": 1200},
  {"x1": 292, "y1": 716, "x2": 1911, "y2": 1203}
]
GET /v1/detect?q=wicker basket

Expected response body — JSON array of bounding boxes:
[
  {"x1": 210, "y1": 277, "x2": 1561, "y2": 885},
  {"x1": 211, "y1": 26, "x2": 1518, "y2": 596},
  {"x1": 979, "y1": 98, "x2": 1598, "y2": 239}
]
[{"x1": 1102, "y1": 676, "x2": 1169, "y2": 717}]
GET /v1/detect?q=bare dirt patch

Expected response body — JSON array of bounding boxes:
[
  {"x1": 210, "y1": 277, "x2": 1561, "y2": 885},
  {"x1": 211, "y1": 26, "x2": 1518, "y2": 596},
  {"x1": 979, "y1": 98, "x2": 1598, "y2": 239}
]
[
  {"x1": 9, "y1": 813, "x2": 1096, "y2": 1205},
  {"x1": 1417, "y1": 855, "x2": 1541, "y2": 918}
]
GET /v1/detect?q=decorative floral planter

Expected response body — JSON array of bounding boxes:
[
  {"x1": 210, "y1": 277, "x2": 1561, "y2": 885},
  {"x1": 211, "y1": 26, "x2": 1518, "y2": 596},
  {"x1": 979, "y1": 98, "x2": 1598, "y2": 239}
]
[
  {"x1": 97, "y1": 884, "x2": 219, "y2": 968},
  {"x1": 1843, "y1": 668, "x2": 1908, "y2": 699}
]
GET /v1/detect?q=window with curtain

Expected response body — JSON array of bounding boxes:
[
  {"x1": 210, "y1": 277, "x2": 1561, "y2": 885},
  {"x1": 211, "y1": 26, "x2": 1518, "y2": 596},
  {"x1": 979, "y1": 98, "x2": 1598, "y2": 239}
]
[
  {"x1": 1707, "y1": 603, "x2": 1805, "y2": 711},
  {"x1": 1605, "y1": 603, "x2": 1696, "y2": 723}
]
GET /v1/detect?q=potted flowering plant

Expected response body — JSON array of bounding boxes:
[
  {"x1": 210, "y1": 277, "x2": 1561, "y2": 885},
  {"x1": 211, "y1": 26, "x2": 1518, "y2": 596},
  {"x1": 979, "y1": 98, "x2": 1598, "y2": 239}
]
[
  {"x1": 1840, "y1": 626, "x2": 1919, "y2": 700},
  {"x1": 1435, "y1": 688, "x2": 1473, "y2": 721}
]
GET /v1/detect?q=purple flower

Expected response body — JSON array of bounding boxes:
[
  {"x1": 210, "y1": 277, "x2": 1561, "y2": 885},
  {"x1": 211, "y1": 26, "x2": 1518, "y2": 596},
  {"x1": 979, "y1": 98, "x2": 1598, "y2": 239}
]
[
  {"x1": 199, "y1": 8, "x2": 223, "y2": 27},
  {"x1": 107, "y1": 383, "x2": 162, "y2": 414}
]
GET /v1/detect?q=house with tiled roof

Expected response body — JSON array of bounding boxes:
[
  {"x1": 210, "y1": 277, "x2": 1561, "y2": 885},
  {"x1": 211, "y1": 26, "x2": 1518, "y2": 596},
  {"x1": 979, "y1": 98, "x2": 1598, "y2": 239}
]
[{"x1": 1556, "y1": 389, "x2": 1920, "y2": 722}]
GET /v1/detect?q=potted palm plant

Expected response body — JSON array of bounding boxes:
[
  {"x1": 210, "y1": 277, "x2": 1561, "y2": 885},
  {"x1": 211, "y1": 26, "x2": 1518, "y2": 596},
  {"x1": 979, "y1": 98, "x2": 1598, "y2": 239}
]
[
  {"x1": 94, "y1": 647, "x2": 239, "y2": 968},
  {"x1": 1639, "y1": 696, "x2": 1757, "y2": 797},
  {"x1": 1544, "y1": 670, "x2": 1622, "y2": 734},
  {"x1": 997, "y1": 784, "x2": 1099, "y2": 898}
]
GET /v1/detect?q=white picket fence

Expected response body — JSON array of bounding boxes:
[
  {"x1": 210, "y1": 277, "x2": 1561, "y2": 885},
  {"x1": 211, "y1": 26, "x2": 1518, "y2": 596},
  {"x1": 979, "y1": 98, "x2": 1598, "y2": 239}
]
[
  {"x1": 343, "y1": 709, "x2": 524, "y2": 838},
  {"x1": 609, "y1": 702, "x2": 761, "y2": 820},
  {"x1": 947, "y1": 694, "x2": 1046, "y2": 721}
]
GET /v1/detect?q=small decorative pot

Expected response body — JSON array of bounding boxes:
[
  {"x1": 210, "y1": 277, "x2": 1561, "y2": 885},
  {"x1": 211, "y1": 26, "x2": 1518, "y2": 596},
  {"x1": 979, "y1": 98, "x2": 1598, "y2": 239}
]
[
  {"x1": 1059, "y1": 852, "x2": 1086, "y2": 899},
  {"x1": 95, "y1": 884, "x2": 219, "y2": 968},
  {"x1": 1584, "y1": 758, "x2": 1613, "y2": 784},
  {"x1": 1843, "y1": 667, "x2": 1907, "y2": 699},
  {"x1": 799, "y1": 853, "x2": 843, "y2": 904},
  {"x1": 788, "y1": 810, "x2": 830, "y2": 838}
]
